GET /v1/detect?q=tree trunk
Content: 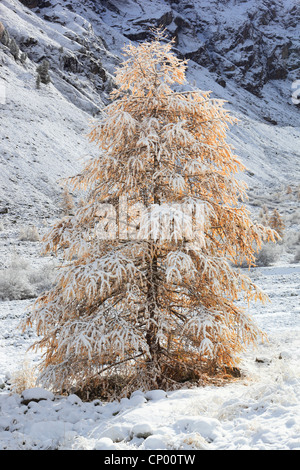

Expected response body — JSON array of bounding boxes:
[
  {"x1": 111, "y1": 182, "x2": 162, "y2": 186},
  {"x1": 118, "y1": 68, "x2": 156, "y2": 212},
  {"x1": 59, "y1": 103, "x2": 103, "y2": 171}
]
[
  {"x1": 145, "y1": 142, "x2": 162, "y2": 382},
  {"x1": 145, "y1": 245, "x2": 162, "y2": 385}
]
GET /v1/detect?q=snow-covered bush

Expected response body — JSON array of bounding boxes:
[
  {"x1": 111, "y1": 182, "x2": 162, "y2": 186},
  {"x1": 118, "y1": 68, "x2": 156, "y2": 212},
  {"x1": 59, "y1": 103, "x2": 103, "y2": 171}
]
[
  {"x1": 19, "y1": 225, "x2": 40, "y2": 242},
  {"x1": 0, "y1": 256, "x2": 35, "y2": 300},
  {"x1": 10, "y1": 360, "x2": 37, "y2": 395},
  {"x1": 255, "y1": 243, "x2": 282, "y2": 267},
  {"x1": 20, "y1": 52, "x2": 27, "y2": 64},
  {"x1": 286, "y1": 209, "x2": 300, "y2": 225},
  {"x1": 27, "y1": 262, "x2": 56, "y2": 295},
  {"x1": 0, "y1": 255, "x2": 55, "y2": 301},
  {"x1": 293, "y1": 248, "x2": 300, "y2": 263},
  {"x1": 283, "y1": 230, "x2": 300, "y2": 254}
]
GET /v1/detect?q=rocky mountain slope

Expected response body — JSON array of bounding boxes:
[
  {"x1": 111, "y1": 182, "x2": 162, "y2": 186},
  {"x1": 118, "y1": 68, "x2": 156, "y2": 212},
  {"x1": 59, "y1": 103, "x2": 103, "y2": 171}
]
[
  {"x1": 90, "y1": 0, "x2": 300, "y2": 97},
  {"x1": 0, "y1": 0, "x2": 299, "y2": 224}
]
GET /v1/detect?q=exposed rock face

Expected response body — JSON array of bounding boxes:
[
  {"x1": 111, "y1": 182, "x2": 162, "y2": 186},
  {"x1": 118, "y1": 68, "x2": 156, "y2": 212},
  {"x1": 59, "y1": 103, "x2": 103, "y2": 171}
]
[
  {"x1": 19, "y1": 0, "x2": 52, "y2": 8},
  {"x1": 81, "y1": 0, "x2": 299, "y2": 97},
  {"x1": 1, "y1": 0, "x2": 299, "y2": 219},
  {"x1": 14, "y1": 0, "x2": 299, "y2": 98}
]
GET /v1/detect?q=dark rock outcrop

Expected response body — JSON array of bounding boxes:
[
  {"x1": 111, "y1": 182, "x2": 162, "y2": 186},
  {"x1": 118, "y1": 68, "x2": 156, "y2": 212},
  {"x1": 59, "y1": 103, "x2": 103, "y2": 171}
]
[{"x1": 91, "y1": 0, "x2": 299, "y2": 97}]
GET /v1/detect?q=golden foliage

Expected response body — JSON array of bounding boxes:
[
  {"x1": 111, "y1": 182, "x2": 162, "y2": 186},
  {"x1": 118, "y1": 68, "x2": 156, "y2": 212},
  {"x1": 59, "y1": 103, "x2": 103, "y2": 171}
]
[
  {"x1": 10, "y1": 359, "x2": 37, "y2": 394},
  {"x1": 22, "y1": 31, "x2": 279, "y2": 398},
  {"x1": 269, "y1": 209, "x2": 285, "y2": 238}
]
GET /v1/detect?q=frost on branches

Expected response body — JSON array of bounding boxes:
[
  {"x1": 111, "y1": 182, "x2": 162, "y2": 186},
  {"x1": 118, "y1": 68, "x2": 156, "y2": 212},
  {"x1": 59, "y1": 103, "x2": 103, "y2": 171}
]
[{"x1": 22, "y1": 32, "x2": 278, "y2": 399}]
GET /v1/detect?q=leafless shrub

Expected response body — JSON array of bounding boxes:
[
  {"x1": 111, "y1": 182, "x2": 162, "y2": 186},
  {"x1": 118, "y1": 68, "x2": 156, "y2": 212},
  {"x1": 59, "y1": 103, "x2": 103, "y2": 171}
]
[
  {"x1": 0, "y1": 255, "x2": 55, "y2": 301},
  {"x1": 10, "y1": 360, "x2": 37, "y2": 394},
  {"x1": 255, "y1": 243, "x2": 283, "y2": 267},
  {"x1": 0, "y1": 256, "x2": 35, "y2": 300},
  {"x1": 293, "y1": 248, "x2": 300, "y2": 264},
  {"x1": 19, "y1": 225, "x2": 40, "y2": 242}
]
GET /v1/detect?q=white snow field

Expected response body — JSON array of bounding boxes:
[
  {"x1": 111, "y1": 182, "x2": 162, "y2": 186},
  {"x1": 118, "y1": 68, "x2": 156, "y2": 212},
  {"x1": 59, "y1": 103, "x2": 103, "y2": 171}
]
[{"x1": 0, "y1": 264, "x2": 299, "y2": 451}]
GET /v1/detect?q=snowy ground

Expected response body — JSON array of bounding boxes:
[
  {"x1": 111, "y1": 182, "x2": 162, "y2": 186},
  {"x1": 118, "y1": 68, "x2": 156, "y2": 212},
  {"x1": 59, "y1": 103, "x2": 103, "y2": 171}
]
[{"x1": 0, "y1": 264, "x2": 299, "y2": 450}]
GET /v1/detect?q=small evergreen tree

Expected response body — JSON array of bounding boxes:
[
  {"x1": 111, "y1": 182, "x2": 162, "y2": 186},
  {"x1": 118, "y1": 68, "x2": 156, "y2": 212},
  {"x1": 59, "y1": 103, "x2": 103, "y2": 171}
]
[
  {"x1": 36, "y1": 73, "x2": 41, "y2": 90},
  {"x1": 23, "y1": 32, "x2": 278, "y2": 398},
  {"x1": 36, "y1": 59, "x2": 51, "y2": 85},
  {"x1": 9, "y1": 37, "x2": 19, "y2": 60},
  {"x1": 258, "y1": 204, "x2": 270, "y2": 226},
  {"x1": 20, "y1": 52, "x2": 27, "y2": 64}
]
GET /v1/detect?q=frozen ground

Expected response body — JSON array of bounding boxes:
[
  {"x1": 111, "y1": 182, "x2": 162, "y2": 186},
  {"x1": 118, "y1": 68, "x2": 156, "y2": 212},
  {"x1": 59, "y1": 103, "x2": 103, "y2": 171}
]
[{"x1": 0, "y1": 264, "x2": 299, "y2": 450}]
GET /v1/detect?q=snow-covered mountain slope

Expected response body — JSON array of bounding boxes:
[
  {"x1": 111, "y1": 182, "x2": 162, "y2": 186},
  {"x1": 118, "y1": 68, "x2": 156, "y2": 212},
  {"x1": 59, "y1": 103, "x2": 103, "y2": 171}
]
[
  {"x1": 0, "y1": 0, "x2": 299, "y2": 222},
  {"x1": 0, "y1": 0, "x2": 117, "y2": 221},
  {"x1": 99, "y1": 0, "x2": 300, "y2": 96}
]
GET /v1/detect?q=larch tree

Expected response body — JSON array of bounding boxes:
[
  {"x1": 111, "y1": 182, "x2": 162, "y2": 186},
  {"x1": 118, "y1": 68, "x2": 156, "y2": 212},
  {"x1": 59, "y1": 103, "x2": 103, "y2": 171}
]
[
  {"x1": 22, "y1": 32, "x2": 278, "y2": 399},
  {"x1": 269, "y1": 209, "x2": 285, "y2": 238},
  {"x1": 258, "y1": 204, "x2": 270, "y2": 226}
]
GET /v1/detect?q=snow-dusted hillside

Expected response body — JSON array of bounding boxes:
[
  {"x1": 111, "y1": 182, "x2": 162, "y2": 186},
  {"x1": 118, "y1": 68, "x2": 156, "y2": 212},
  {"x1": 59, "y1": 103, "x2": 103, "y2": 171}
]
[
  {"x1": 0, "y1": 0, "x2": 116, "y2": 221},
  {"x1": 0, "y1": 0, "x2": 299, "y2": 223}
]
